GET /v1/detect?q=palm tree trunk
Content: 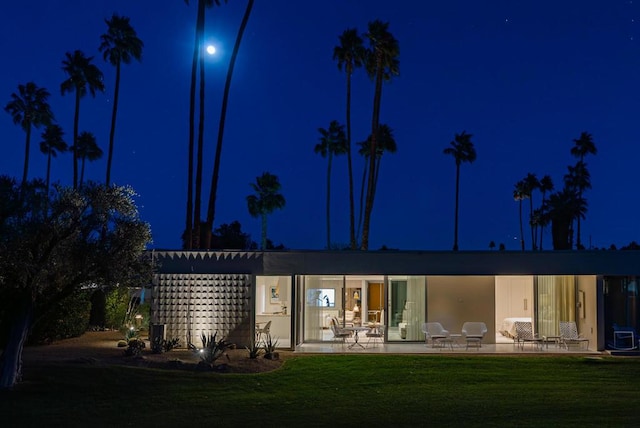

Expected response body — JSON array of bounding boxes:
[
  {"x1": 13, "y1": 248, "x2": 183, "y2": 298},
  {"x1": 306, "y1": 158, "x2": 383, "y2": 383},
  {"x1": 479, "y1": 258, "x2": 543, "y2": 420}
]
[
  {"x1": 453, "y1": 163, "x2": 460, "y2": 251},
  {"x1": 80, "y1": 158, "x2": 86, "y2": 187},
  {"x1": 576, "y1": 191, "x2": 582, "y2": 249},
  {"x1": 105, "y1": 61, "x2": 121, "y2": 187},
  {"x1": 345, "y1": 69, "x2": 356, "y2": 250},
  {"x1": 356, "y1": 160, "x2": 367, "y2": 241},
  {"x1": 261, "y1": 213, "x2": 267, "y2": 250},
  {"x1": 193, "y1": 0, "x2": 206, "y2": 249},
  {"x1": 0, "y1": 297, "x2": 33, "y2": 390},
  {"x1": 326, "y1": 154, "x2": 332, "y2": 249},
  {"x1": 22, "y1": 125, "x2": 31, "y2": 186},
  {"x1": 45, "y1": 152, "x2": 51, "y2": 193},
  {"x1": 73, "y1": 91, "x2": 80, "y2": 189},
  {"x1": 519, "y1": 200, "x2": 525, "y2": 251},
  {"x1": 529, "y1": 198, "x2": 535, "y2": 250},
  {"x1": 205, "y1": 0, "x2": 254, "y2": 249},
  {"x1": 185, "y1": 2, "x2": 200, "y2": 250},
  {"x1": 361, "y1": 57, "x2": 384, "y2": 250}
]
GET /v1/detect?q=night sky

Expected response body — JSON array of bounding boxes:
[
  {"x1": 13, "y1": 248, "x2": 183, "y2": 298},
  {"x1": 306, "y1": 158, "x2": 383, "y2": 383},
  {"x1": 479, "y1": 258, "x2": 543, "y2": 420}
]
[{"x1": 2, "y1": 1, "x2": 639, "y2": 251}]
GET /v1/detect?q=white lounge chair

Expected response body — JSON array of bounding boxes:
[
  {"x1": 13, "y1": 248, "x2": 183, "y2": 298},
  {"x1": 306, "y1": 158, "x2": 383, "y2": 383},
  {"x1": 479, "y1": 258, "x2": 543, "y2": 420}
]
[
  {"x1": 559, "y1": 321, "x2": 589, "y2": 350},
  {"x1": 421, "y1": 322, "x2": 450, "y2": 347},
  {"x1": 461, "y1": 322, "x2": 488, "y2": 350}
]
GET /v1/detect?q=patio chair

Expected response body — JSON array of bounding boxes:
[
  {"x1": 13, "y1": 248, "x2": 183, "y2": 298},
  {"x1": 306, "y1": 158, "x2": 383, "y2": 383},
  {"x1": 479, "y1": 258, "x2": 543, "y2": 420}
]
[
  {"x1": 365, "y1": 324, "x2": 384, "y2": 348},
  {"x1": 559, "y1": 321, "x2": 589, "y2": 350},
  {"x1": 422, "y1": 322, "x2": 450, "y2": 347},
  {"x1": 461, "y1": 322, "x2": 488, "y2": 350},
  {"x1": 330, "y1": 318, "x2": 352, "y2": 347},
  {"x1": 255, "y1": 320, "x2": 271, "y2": 345},
  {"x1": 514, "y1": 321, "x2": 543, "y2": 350}
]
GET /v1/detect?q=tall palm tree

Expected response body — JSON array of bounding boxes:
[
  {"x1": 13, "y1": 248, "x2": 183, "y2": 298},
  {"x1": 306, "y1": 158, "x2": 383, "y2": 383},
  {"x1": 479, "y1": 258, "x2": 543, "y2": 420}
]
[
  {"x1": 183, "y1": 0, "x2": 226, "y2": 249},
  {"x1": 522, "y1": 173, "x2": 539, "y2": 250},
  {"x1": 205, "y1": 0, "x2": 254, "y2": 249},
  {"x1": 443, "y1": 131, "x2": 477, "y2": 251},
  {"x1": 4, "y1": 82, "x2": 54, "y2": 186},
  {"x1": 99, "y1": 14, "x2": 143, "y2": 187},
  {"x1": 546, "y1": 188, "x2": 585, "y2": 250},
  {"x1": 247, "y1": 172, "x2": 286, "y2": 250},
  {"x1": 333, "y1": 28, "x2": 365, "y2": 250},
  {"x1": 60, "y1": 50, "x2": 105, "y2": 189},
  {"x1": 538, "y1": 175, "x2": 554, "y2": 250},
  {"x1": 513, "y1": 180, "x2": 528, "y2": 251},
  {"x1": 356, "y1": 124, "x2": 397, "y2": 240},
  {"x1": 38, "y1": 124, "x2": 67, "y2": 192},
  {"x1": 361, "y1": 20, "x2": 399, "y2": 250},
  {"x1": 315, "y1": 120, "x2": 347, "y2": 248},
  {"x1": 72, "y1": 131, "x2": 103, "y2": 187},
  {"x1": 570, "y1": 132, "x2": 597, "y2": 249}
]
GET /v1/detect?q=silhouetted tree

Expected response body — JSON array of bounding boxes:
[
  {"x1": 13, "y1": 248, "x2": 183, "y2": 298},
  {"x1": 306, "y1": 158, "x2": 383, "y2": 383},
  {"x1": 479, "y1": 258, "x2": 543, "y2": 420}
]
[
  {"x1": 60, "y1": 50, "x2": 105, "y2": 189},
  {"x1": 538, "y1": 175, "x2": 554, "y2": 250},
  {"x1": 570, "y1": 132, "x2": 597, "y2": 249},
  {"x1": 4, "y1": 82, "x2": 54, "y2": 186},
  {"x1": 522, "y1": 173, "x2": 539, "y2": 250},
  {"x1": 334, "y1": 28, "x2": 366, "y2": 249},
  {"x1": 72, "y1": 131, "x2": 103, "y2": 187},
  {"x1": 361, "y1": 20, "x2": 399, "y2": 250},
  {"x1": 38, "y1": 124, "x2": 67, "y2": 192},
  {"x1": 443, "y1": 131, "x2": 476, "y2": 251},
  {"x1": 315, "y1": 120, "x2": 348, "y2": 249},
  {"x1": 513, "y1": 180, "x2": 528, "y2": 251},
  {"x1": 99, "y1": 14, "x2": 143, "y2": 186},
  {"x1": 247, "y1": 172, "x2": 285, "y2": 250}
]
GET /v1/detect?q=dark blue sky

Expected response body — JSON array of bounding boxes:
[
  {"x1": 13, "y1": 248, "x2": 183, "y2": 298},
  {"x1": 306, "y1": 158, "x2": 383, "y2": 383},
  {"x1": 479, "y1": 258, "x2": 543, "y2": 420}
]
[{"x1": 2, "y1": 1, "x2": 639, "y2": 250}]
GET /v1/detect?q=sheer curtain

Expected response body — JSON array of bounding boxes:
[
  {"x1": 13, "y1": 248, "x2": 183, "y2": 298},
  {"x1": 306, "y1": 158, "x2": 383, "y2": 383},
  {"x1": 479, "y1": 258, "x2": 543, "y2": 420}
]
[{"x1": 537, "y1": 275, "x2": 575, "y2": 336}]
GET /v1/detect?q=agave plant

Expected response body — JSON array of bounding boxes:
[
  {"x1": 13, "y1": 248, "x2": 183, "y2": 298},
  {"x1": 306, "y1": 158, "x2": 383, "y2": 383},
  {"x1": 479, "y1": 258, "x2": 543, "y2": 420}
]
[{"x1": 199, "y1": 332, "x2": 233, "y2": 366}]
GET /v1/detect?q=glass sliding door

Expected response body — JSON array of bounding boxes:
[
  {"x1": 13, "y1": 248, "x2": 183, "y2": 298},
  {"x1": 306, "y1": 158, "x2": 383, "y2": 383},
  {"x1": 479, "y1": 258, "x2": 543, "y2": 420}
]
[
  {"x1": 536, "y1": 275, "x2": 576, "y2": 337},
  {"x1": 302, "y1": 275, "x2": 343, "y2": 342},
  {"x1": 255, "y1": 276, "x2": 292, "y2": 348},
  {"x1": 388, "y1": 276, "x2": 426, "y2": 341}
]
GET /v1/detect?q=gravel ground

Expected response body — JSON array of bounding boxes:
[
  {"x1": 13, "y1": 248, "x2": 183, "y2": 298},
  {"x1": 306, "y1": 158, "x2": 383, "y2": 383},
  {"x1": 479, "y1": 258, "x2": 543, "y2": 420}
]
[{"x1": 20, "y1": 330, "x2": 289, "y2": 373}]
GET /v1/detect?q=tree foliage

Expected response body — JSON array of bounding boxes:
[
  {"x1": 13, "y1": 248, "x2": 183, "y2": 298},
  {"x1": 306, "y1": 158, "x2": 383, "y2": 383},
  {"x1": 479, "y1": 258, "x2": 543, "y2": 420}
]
[{"x1": 0, "y1": 177, "x2": 152, "y2": 389}]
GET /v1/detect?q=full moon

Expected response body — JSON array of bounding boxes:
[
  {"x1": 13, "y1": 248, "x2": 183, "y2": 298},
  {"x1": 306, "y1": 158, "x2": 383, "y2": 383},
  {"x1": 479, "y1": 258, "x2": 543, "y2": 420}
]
[{"x1": 206, "y1": 45, "x2": 216, "y2": 55}]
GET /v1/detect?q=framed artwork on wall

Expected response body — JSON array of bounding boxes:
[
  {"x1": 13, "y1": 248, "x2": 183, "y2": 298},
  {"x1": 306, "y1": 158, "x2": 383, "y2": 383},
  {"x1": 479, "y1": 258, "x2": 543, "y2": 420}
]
[{"x1": 270, "y1": 286, "x2": 280, "y2": 303}]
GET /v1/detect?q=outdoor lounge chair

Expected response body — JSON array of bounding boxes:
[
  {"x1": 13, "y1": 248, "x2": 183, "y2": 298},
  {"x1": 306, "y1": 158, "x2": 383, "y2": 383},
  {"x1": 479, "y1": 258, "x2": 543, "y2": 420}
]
[
  {"x1": 365, "y1": 324, "x2": 384, "y2": 348},
  {"x1": 559, "y1": 321, "x2": 589, "y2": 350},
  {"x1": 514, "y1": 321, "x2": 543, "y2": 350},
  {"x1": 461, "y1": 322, "x2": 488, "y2": 350},
  {"x1": 421, "y1": 322, "x2": 450, "y2": 347},
  {"x1": 330, "y1": 318, "x2": 352, "y2": 347}
]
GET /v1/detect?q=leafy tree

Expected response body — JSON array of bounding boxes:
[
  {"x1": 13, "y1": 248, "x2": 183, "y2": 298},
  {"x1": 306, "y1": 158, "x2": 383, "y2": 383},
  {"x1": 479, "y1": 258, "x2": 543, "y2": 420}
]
[
  {"x1": 4, "y1": 82, "x2": 54, "y2": 186},
  {"x1": 513, "y1": 180, "x2": 528, "y2": 251},
  {"x1": 211, "y1": 220, "x2": 253, "y2": 249},
  {"x1": 315, "y1": 120, "x2": 348, "y2": 248},
  {"x1": 205, "y1": 0, "x2": 254, "y2": 249},
  {"x1": 72, "y1": 131, "x2": 103, "y2": 187},
  {"x1": 247, "y1": 172, "x2": 285, "y2": 250},
  {"x1": 99, "y1": 14, "x2": 143, "y2": 186},
  {"x1": 38, "y1": 124, "x2": 67, "y2": 192},
  {"x1": 361, "y1": 20, "x2": 399, "y2": 250},
  {"x1": 489, "y1": 241, "x2": 496, "y2": 250},
  {"x1": 60, "y1": 50, "x2": 105, "y2": 189},
  {"x1": 333, "y1": 28, "x2": 366, "y2": 249},
  {"x1": 443, "y1": 131, "x2": 477, "y2": 251},
  {"x1": 0, "y1": 178, "x2": 152, "y2": 389}
]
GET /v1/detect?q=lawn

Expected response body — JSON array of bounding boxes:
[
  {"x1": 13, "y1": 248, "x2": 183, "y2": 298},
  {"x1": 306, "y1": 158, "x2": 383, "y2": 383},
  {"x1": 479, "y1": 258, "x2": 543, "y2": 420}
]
[{"x1": 2, "y1": 355, "x2": 639, "y2": 427}]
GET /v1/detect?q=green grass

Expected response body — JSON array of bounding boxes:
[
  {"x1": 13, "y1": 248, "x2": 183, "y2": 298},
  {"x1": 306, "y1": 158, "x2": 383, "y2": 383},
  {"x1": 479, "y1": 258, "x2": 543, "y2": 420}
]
[{"x1": 2, "y1": 355, "x2": 640, "y2": 427}]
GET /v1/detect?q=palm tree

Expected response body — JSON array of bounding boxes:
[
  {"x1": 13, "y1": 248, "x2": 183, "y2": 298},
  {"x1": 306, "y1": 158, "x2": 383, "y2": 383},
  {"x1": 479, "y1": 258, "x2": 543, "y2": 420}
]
[
  {"x1": 4, "y1": 82, "x2": 54, "y2": 186},
  {"x1": 205, "y1": 0, "x2": 254, "y2": 249},
  {"x1": 443, "y1": 131, "x2": 477, "y2": 251},
  {"x1": 570, "y1": 132, "x2": 597, "y2": 249},
  {"x1": 522, "y1": 173, "x2": 539, "y2": 250},
  {"x1": 99, "y1": 14, "x2": 143, "y2": 187},
  {"x1": 361, "y1": 20, "x2": 399, "y2": 250},
  {"x1": 546, "y1": 188, "x2": 584, "y2": 250},
  {"x1": 333, "y1": 28, "x2": 366, "y2": 250},
  {"x1": 513, "y1": 180, "x2": 528, "y2": 251},
  {"x1": 72, "y1": 131, "x2": 103, "y2": 187},
  {"x1": 247, "y1": 172, "x2": 286, "y2": 250},
  {"x1": 315, "y1": 120, "x2": 348, "y2": 248},
  {"x1": 356, "y1": 124, "x2": 397, "y2": 240},
  {"x1": 183, "y1": 0, "x2": 226, "y2": 249},
  {"x1": 38, "y1": 124, "x2": 67, "y2": 192},
  {"x1": 538, "y1": 175, "x2": 554, "y2": 250},
  {"x1": 60, "y1": 50, "x2": 105, "y2": 189}
]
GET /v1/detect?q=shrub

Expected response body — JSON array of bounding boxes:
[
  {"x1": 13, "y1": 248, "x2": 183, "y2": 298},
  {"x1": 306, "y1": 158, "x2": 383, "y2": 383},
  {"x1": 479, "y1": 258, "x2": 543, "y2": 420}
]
[
  {"x1": 151, "y1": 337, "x2": 180, "y2": 354},
  {"x1": 246, "y1": 341, "x2": 262, "y2": 359},
  {"x1": 124, "y1": 338, "x2": 146, "y2": 356},
  {"x1": 28, "y1": 289, "x2": 91, "y2": 345},
  {"x1": 199, "y1": 332, "x2": 234, "y2": 366},
  {"x1": 263, "y1": 333, "x2": 279, "y2": 360}
]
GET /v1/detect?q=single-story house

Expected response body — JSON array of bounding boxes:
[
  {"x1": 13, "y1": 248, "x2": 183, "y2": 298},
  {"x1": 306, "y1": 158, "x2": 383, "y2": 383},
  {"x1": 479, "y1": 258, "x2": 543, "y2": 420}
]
[{"x1": 149, "y1": 250, "x2": 640, "y2": 352}]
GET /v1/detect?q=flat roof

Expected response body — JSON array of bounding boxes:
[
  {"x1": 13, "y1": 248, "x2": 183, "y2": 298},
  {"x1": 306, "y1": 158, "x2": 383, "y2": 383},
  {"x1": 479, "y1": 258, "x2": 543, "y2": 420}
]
[{"x1": 151, "y1": 250, "x2": 640, "y2": 276}]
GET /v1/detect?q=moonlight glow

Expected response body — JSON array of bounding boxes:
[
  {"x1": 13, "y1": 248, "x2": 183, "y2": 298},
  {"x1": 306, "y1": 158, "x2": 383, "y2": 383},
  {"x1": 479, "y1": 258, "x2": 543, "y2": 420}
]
[{"x1": 206, "y1": 45, "x2": 216, "y2": 55}]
